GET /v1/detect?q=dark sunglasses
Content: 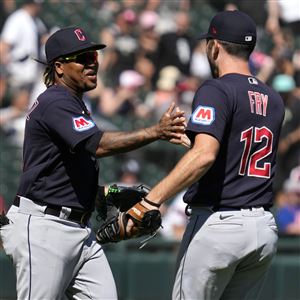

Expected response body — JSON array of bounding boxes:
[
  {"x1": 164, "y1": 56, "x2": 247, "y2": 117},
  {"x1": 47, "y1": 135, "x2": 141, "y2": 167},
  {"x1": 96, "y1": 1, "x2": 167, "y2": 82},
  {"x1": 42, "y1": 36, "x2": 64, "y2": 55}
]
[{"x1": 62, "y1": 50, "x2": 98, "y2": 65}]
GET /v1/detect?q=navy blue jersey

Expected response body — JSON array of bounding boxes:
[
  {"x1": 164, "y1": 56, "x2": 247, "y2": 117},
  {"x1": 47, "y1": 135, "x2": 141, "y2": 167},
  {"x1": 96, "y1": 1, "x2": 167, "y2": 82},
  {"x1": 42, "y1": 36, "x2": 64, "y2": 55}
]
[
  {"x1": 184, "y1": 74, "x2": 285, "y2": 208},
  {"x1": 17, "y1": 85, "x2": 103, "y2": 210}
]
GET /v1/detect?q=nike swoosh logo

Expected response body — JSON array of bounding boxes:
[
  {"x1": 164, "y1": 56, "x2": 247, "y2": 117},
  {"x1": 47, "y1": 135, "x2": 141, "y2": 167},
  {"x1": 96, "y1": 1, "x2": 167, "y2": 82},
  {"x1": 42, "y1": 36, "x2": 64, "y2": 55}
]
[{"x1": 219, "y1": 214, "x2": 234, "y2": 220}]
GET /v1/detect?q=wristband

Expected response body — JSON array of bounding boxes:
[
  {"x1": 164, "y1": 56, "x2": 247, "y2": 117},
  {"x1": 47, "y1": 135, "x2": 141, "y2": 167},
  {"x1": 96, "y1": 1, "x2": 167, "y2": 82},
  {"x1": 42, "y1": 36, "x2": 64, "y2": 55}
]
[{"x1": 143, "y1": 197, "x2": 161, "y2": 208}]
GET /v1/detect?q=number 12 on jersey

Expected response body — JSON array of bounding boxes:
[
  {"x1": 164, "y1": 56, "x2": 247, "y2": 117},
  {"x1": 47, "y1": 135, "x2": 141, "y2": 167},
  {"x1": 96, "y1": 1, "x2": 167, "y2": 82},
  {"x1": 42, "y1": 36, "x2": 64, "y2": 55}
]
[{"x1": 239, "y1": 126, "x2": 273, "y2": 178}]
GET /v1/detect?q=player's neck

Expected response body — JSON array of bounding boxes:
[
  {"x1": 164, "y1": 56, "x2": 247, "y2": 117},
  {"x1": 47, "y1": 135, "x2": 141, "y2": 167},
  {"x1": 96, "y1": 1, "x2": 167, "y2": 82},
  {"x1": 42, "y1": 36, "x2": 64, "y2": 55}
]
[
  {"x1": 55, "y1": 81, "x2": 83, "y2": 100},
  {"x1": 218, "y1": 58, "x2": 252, "y2": 77}
]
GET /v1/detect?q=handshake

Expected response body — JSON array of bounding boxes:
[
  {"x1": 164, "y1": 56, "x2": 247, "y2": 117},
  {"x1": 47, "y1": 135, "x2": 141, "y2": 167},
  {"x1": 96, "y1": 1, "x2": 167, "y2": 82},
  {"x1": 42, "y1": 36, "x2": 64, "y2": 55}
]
[{"x1": 95, "y1": 184, "x2": 162, "y2": 246}]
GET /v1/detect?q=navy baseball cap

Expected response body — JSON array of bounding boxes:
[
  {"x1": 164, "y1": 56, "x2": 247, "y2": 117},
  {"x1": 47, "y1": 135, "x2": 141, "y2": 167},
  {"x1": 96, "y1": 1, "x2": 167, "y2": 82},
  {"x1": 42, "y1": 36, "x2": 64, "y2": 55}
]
[
  {"x1": 45, "y1": 27, "x2": 106, "y2": 63},
  {"x1": 199, "y1": 10, "x2": 256, "y2": 45}
]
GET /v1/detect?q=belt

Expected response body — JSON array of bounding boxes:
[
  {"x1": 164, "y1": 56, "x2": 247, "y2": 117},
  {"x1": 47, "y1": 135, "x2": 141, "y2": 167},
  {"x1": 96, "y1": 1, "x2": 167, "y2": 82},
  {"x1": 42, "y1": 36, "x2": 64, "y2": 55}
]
[
  {"x1": 13, "y1": 196, "x2": 92, "y2": 225},
  {"x1": 187, "y1": 205, "x2": 270, "y2": 215},
  {"x1": 214, "y1": 205, "x2": 270, "y2": 212}
]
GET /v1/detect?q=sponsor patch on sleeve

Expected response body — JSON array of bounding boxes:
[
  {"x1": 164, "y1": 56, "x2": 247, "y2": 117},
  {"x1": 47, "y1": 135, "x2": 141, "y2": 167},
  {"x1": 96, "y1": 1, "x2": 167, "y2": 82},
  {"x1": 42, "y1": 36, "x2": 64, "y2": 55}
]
[
  {"x1": 72, "y1": 116, "x2": 95, "y2": 132},
  {"x1": 191, "y1": 105, "x2": 215, "y2": 125}
]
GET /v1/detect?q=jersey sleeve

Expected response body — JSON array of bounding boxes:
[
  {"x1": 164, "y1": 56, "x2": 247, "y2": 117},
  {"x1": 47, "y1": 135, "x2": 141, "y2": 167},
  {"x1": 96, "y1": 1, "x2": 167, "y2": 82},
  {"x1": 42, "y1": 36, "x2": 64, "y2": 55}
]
[
  {"x1": 186, "y1": 80, "x2": 231, "y2": 143},
  {"x1": 41, "y1": 98, "x2": 102, "y2": 150}
]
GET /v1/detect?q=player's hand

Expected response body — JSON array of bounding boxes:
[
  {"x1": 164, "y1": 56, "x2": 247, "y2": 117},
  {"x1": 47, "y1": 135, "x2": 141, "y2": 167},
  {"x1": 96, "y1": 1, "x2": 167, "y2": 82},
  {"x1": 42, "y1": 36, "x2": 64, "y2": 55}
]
[
  {"x1": 125, "y1": 199, "x2": 160, "y2": 236},
  {"x1": 156, "y1": 102, "x2": 186, "y2": 141}
]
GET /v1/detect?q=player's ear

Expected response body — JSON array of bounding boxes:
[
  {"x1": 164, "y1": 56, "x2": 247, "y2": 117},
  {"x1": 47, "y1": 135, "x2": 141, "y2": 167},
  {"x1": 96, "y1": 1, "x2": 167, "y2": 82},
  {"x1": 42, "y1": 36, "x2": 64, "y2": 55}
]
[
  {"x1": 212, "y1": 40, "x2": 220, "y2": 60},
  {"x1": 54, "y1": 61, "x2": 64, "y2": 76}
]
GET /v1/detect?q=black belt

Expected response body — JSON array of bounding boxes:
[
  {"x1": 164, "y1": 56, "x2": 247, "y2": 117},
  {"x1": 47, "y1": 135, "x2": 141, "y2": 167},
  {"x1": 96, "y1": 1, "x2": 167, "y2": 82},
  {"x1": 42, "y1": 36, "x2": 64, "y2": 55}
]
[{"x1": 13, "y1": 196, "x2": 92, "y2": 225}]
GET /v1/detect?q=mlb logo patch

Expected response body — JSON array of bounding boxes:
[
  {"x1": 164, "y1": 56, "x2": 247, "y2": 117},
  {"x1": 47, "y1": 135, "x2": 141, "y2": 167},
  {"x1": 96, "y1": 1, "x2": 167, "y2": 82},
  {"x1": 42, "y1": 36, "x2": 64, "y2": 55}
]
[
  {"x1": 248, "y1": 77, "x2": 258, "y2": 85},
  {"x1": 73, "y1": 116, "x2": 95, "y2": 132},
  {"x1": 192, "y1": 105, "x2": 215, "y2": 125}
]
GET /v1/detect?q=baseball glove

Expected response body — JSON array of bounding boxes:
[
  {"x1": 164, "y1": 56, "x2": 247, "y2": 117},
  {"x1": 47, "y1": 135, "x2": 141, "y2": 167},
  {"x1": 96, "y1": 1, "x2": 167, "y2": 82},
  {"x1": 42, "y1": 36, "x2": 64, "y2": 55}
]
[{"x1": 95, "y1": 184, "x2": 162, "y2": 245}]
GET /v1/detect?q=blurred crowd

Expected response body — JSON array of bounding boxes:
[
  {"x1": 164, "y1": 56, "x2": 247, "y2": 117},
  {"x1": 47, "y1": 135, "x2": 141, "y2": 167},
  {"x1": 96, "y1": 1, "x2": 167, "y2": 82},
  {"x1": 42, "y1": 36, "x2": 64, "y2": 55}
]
[{"x1": 0, "y1": 0, "x2": 299, "y2": 238}]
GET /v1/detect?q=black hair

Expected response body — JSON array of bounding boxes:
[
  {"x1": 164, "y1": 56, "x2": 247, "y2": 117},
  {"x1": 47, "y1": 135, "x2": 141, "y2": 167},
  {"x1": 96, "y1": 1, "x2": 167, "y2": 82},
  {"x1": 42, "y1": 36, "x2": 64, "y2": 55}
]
[
  {"x1": 43, "y1": 62, "x2": 56, "y2": 88},
  {"x1": 218, "y1": 40, "x2": 255, "y2": 60}
]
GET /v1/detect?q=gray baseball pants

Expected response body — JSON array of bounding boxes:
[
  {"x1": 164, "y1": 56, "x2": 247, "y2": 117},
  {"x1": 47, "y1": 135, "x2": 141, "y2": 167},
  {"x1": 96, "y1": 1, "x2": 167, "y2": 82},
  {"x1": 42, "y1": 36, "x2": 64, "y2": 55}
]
[
  {"x1": 0, "y1": 197, "x2": 117, "y2": 300},
  {"x1": 173, "y1": 207, "x2": 278, "y2": 300}
]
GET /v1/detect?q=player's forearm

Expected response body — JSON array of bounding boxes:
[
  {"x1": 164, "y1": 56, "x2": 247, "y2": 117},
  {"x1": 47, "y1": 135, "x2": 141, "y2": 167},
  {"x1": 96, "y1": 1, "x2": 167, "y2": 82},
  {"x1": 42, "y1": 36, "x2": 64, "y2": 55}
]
[
  {"x1": 146, "y1": 146, "x2": 216, "y2": 205},
  {"x1": 95, "y1": 127, "x2": 160, "y2": 157}
]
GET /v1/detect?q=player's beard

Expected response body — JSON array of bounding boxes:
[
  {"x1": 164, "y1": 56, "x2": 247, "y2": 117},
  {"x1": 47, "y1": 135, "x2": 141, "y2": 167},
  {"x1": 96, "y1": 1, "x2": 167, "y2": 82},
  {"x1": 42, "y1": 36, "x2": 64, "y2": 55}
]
[
  {"x1": 207, "y1": 40, "x2": 219, "y2": 78},
  {"x1": 208, "y1": 58, "x2": 219, "y2": 78}
]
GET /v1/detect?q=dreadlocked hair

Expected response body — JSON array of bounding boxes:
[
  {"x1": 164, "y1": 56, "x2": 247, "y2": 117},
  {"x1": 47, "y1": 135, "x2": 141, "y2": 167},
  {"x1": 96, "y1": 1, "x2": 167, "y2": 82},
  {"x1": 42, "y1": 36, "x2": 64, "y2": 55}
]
[{"x1": 43, "y1": 62, "x2": 56, "y2": 88}]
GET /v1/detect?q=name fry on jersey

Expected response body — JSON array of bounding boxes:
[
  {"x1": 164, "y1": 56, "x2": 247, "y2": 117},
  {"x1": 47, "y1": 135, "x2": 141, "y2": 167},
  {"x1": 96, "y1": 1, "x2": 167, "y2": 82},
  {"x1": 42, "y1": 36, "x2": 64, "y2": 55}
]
[
  {"x1": 248, "y1": 91, "x2": 268, "y2": 117},
  {"x1": 73, "y1": 116, "x2": 95, "y2": 132},
  {"x1": 191, "y1": 105, "x2": 215, "y2": 125}
]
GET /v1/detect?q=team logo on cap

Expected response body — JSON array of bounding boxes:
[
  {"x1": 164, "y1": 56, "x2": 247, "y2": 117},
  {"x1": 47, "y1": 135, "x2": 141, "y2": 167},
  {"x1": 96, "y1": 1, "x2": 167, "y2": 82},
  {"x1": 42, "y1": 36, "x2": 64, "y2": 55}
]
[
  {"x1": 74, "y1": 29, "x2": 86, "y2": 41},
  {"x1": 73, "y1": 116, "x2": 95, "y2": 131},
  {"x1": 191, "y1": 105, "x2": 215, "y2": 125},
  {"x1": 245, "y1": 36, "x2": 252, "y2": 42}
]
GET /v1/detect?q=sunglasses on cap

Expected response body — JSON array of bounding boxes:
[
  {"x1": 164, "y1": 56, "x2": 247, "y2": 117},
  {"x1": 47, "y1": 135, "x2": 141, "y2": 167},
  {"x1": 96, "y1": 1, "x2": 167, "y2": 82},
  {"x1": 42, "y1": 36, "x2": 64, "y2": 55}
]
[{"x1": 61, "y1": 50, "x2": 98, "y2": 65}]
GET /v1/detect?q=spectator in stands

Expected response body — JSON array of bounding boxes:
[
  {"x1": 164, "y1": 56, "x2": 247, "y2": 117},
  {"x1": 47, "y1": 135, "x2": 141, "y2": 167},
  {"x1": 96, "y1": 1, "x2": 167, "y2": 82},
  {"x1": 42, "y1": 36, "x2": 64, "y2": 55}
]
[
  {"x1": 249, "y1": 50, "x2": 276, "y2": 83},
  {"x1": 145, "y1": 66, "x2": 181, "y2": 121},
  {"x1": 276, "y1": 165, "x2": 300, "y2": 235},
  {"x1": 160, "y1": 190, "x2": 188, "y2": 241},
  {"x1": 266, "y1": 0, "x2": 300, "y2": 37},
  {"x1": 272, "y1": 74, "x2": 300, "y2": 192},
  {"x1": 154, "y1": 11, "x2": 196, "y2": 82},
  {"x1": 0, "y1": 0, "x2": 47, "y2": 146},
  {"x1": 99, "y1": 8, "x2": 138, "y2": 86},
  {"x1": 190, "y1": 40, "x2": 211, "y2": 81},
  {"x1": 135, "y1": 10, "x2": 160, "y2": 91},
  {"x1": 0, "y1": 0, "x2": 16, "y2": 103},
  {"x1": 175, "y1": 75, "x2": 200, "y2": 118},
  {"x1": 0, "y1": 91, "x2": 28, "y2": 147},
  {"x1": 137, "y1": 10, "x2": 160, "y2": 65},
  {"x1": 271, "y1": 28, "x2": 295, "y2": 77},
  {"x1": 0, "y1": 0, "x2": 47, "y2": 103},
  {"x1": 293, "y1": 49, "x2": 300, "y2": 87},
  {"x1": 118, "y1": 158, "x2": 141, "y2": 186},
  {"x1": 99, "y1": 69, "x2": 149, "y2": 118}
]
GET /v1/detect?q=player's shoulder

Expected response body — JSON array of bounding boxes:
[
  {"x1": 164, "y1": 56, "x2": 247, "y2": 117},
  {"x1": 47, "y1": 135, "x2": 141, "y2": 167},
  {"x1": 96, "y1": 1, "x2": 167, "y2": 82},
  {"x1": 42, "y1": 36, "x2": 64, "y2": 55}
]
[
  {"x1": 217, "y1": 73, "x2": 253, "y2": 89},
  {"x1": 207, "y1": 74, "x2": 280, "y2": 97},
  {"x1": 38, "y1": 85, "x2": 70, "y2": 103},
  {"x1": 37, "y1": 85, "x2": 74, "y2": 112},
  {"x1": 197, "y1": 78, "x2": 229, "y2": 97}
]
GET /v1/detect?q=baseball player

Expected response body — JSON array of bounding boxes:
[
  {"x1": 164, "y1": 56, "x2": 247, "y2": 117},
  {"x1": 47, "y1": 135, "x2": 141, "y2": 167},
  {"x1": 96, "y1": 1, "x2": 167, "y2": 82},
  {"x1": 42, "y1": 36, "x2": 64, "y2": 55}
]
[
  {"x1": 128, "y1": 10, "x2": 285, "y2": 300},
  {"x1": 0, "y1": 27, "x2": 186, "y2": 299}
]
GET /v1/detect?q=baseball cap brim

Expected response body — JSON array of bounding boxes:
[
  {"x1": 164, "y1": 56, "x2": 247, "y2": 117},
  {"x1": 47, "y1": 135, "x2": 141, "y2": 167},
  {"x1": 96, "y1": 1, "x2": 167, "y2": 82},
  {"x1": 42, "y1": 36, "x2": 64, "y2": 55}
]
[
  {"x1": 34, "y1": 43, "x2": 107, "y2": 65},
  {"x1": 58, "y1": 42, "x2": 106, "y2": 59}
]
